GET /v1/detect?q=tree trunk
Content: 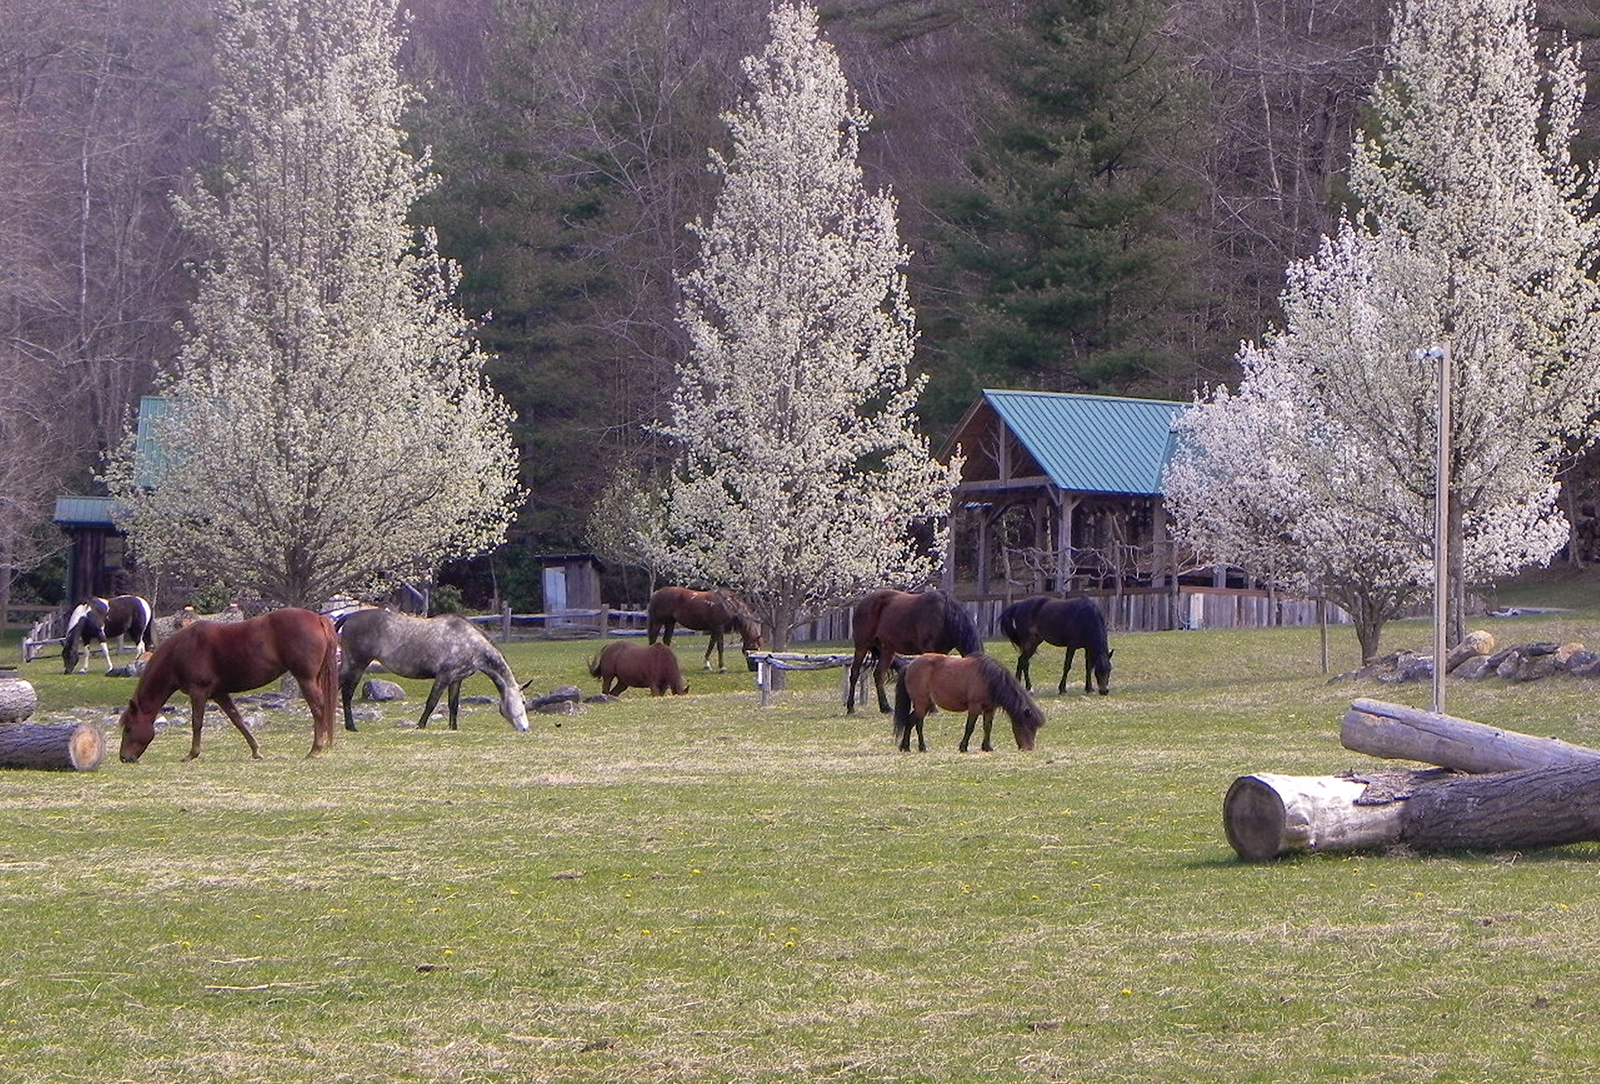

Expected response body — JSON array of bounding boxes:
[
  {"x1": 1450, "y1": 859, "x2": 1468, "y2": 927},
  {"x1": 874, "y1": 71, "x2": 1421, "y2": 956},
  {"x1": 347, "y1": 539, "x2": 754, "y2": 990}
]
[
  {"x1": 0, "y1": 677, "x2": 38, "y2": 722},
  {"x1": 1340, "y1": 697, "x2": 1600, "y2": 773},
  {"x1": 1224, "y1": 762, "x2": 1600, "y2": 860},
  {"x1": 0, "y1": 722, "x2": 106, "y2": 771}
]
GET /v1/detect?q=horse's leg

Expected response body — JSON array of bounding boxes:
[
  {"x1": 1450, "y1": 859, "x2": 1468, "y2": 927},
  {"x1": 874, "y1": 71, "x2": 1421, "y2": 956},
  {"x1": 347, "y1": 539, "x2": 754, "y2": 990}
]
[
  {"x1": 1059, "y1": 648, "x2": 1077, "y2": 696},
  {"x1": 446, "y1": 681, "x2": 462, "y2": 730},
  {"x1": 339, "y1": 654, "x2": 369, "y2": 732},
  {"x1": 98, "y1": 636, "x2": 114, "y2": 673},
  {"x1": 1016, "y1": 641, "x2": 1037, "y2": 691},
  {"x1": 980, "y1": 710, "x2": 996, "y2": 752},
  {"x1": 202, "y1": 693, "x2": 263, "y2": 761},
  {"x1": 416, "y1": 679, "x2": 449, "y2": 728},
  {"x1": 959, "y1": 711, "x2": 978, "y2": 753},
  {"x1": 874, "y1": 655, "x2": 894, "y2": 713},
  {"x1": 703, "y1": 632, "x2": 717, "y2": 672},
  {"x1": 661, "y1": 618, "x2": 675, "y2": 646},
  {"x1": 846, "y1": 650, "x2": 868, "y2": 714}
]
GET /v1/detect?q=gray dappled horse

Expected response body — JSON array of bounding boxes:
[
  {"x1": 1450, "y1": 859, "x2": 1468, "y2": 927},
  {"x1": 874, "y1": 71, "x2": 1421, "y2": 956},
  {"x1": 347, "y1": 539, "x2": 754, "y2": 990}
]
[{"x1": 335, "y1": 609, "x2": 530, "y2": 732}]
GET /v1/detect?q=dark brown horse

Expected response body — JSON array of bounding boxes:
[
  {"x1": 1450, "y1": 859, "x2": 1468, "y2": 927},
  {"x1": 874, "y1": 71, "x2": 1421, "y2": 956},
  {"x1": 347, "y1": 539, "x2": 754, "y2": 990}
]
[
  {"x1": 846, "y1": 589, "x2": 982, "y2": 714},
  {"x1": 589, "y1": 641, "x2": 689, "y2": 696},
  {"x1": 646, "y1": 587, "x2": 764, "y2": 672},
  {"x1": 117, "y1": 608, "x2": 340, "y2": 763},
  {"x1": 999, "y1": 595, "x2": 1114, "y2": 695},
  {"x1": 893, "y1": 653, "x2": 1045, "y2": 752},
  {"x1": 63, "y1": 594, "x2": 154, "y2": 673}
]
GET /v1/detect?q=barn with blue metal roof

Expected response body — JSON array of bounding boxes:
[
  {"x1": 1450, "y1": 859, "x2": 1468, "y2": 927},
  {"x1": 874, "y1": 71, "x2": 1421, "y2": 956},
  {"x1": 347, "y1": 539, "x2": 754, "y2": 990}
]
[{"x1": 940, "y1": 390, "x2": 1189, "y2": 614}]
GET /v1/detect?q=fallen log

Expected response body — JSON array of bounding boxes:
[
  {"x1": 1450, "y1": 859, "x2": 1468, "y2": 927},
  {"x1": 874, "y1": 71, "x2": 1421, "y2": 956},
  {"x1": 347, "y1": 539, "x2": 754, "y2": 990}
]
[
  {"x1": 0, "y1": 677, "x2": 37, "y2": 722},
  {"x1": 0, "y1": 722, "x2": 106, "y2": 771},
  {"x1": 1341, "y1": 697, "x2": 1600, "y2": 773},
  {"x1": 1224, "y1": 761, "x2": 1600, "y2": 860}
]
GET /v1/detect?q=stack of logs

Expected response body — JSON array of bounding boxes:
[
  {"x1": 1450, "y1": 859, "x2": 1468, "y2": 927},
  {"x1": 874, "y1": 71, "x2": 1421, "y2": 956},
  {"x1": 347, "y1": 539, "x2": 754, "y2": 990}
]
[
  {"x1": 0, "y1": 676, "x2": 106, "y2": 772},
  {"x1": 1225, "y1": 696, "x2": 1600, "y2": 861}
]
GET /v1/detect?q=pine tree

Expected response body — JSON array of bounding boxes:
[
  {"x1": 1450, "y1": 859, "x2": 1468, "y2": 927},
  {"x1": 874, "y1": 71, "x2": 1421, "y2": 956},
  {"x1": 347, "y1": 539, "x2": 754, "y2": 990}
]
[
  {"x1": 659, "y1": 2, "x2": 958, "y2": 649},
  {"x1": 104, "y1": 0, "x2": 521, "y2": 607},
  {"x1": 924, "y1": 0, "x2": 1204, "y2": 420}
]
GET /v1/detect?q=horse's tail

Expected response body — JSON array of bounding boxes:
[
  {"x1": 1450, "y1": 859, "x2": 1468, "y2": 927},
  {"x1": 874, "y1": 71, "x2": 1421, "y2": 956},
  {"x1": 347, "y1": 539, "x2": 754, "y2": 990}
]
[
  {"x1": 587, "y1": 650, "x2": 605, "y2": 679},
  {"x1": 892, "y1": 662, "x2": 914, "y2": 743},
  {"x1": 998, "y1": 601, "x2": 1024, "y2": 648},
  {"x1": 938, "y1": 592, "x2": 982, "y2": 656}
]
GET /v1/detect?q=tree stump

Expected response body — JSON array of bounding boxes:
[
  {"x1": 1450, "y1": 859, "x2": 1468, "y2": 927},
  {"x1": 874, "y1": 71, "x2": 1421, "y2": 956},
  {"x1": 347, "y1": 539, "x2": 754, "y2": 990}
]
[
  {"x1": 0, "y1": 722, "x2": 106, "y2": 771},
  {"x1": 0, "y1": 678, "x2": 38, "y2": 723}
]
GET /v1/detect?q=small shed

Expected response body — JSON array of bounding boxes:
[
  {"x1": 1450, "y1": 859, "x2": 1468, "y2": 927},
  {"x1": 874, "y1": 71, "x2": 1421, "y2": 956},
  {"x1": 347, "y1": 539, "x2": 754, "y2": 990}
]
[
  {"x1": 52, "y1": 496, "x2": 130, "y2": 605},
  {"x1": 537, "y1": 554, "x2": 605, "y2": 619},
  {"x1": 940, "y1": 389, "x2": 1187, "y2": 598}
]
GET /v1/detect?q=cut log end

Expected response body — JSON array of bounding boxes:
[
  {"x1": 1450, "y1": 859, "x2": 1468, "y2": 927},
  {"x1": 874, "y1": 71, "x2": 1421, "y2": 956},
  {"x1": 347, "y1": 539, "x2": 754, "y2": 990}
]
[
  {"x1": 0, "y1": 722, "x2": 107, "y2": 771},
  {"x1": 1222, "y1": 775, "x2": 1289, "y2": 862}
]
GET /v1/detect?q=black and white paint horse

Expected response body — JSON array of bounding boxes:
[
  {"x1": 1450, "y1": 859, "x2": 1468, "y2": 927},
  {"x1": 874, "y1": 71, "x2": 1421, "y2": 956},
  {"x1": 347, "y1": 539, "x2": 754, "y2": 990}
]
[{"x1": 63, "y1": 594, "x2": 155, "y2": 674}]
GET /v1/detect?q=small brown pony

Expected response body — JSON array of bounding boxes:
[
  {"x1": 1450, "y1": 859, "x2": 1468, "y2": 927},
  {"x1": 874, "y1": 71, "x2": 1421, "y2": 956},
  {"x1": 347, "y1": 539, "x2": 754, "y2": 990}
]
[
  {"x1": 117, "y1": 607, "x2": 340, "y2": 762},
  {"x1": 589, "y1": 641, "x2": 689, "y2": 696},
  {"x1": 892, "y1": 653, "x2": 1045, "y2": 753},
  {"x1": 846, "y1": 588, "x2": 982, "y2": 714},
  {"x1": 646, "y1": 586, "x2": 764, "y2": 672}
]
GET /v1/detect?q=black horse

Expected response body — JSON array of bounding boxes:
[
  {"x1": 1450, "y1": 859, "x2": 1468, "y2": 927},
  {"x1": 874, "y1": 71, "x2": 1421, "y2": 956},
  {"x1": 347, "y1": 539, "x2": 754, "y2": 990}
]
[
  {"x1": 846, "y1": 588, "x2": 982, "y2": 714},
  {"x1": 999, "y1": 595, "x2": 1113, "y2": 695},
  {"x1": 63, "y1": 594, "x2": 154, "y2": 674}
]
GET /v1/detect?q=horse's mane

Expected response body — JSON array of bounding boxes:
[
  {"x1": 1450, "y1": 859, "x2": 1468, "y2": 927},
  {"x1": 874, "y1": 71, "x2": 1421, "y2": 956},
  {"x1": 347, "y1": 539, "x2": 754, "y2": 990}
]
[
  {"x1": 977, "y1": 654, "x2": 1041, "y2": 727},
  {"x1": 935, "y1": 591, "x2": 982, "y2": 656}
]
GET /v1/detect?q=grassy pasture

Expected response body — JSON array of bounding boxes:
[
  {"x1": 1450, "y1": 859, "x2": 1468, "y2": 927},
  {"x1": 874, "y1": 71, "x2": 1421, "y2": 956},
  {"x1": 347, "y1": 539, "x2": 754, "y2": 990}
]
[{"x1": 3, "y1": 590, "x2": 1600, "y2": 1083}]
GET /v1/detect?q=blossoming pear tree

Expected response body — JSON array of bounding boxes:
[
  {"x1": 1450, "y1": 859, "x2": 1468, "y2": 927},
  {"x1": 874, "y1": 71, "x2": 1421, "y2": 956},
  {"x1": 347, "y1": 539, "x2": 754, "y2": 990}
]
[
  {"x1": 1166, "y1": 0, "x2": 1600, "y2": 658},
  {"x1": 104, "y1": 0, "x2": 521, "y2": 608},
  {"x1": 660, "y1": 2, "x2": 959, "y2": 650}
]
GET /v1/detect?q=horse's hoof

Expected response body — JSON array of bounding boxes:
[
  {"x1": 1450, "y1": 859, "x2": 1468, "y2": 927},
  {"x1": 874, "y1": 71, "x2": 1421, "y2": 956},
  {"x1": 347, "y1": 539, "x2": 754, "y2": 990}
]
[{"x1": 344, "y1": 723, "x2": 359, "y2": 732}]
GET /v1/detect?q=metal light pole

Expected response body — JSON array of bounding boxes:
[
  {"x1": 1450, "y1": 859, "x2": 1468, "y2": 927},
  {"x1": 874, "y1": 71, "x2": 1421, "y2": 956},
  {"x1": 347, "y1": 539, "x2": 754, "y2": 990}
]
[{"x1": 1415, "y1": 344, "x2": 1451, "y2": 715}]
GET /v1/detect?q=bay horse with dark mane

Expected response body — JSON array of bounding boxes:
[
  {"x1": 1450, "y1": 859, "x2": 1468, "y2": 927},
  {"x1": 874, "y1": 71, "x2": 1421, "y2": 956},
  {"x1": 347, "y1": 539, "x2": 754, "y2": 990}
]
[
  {"x1": 589, "y1": 641, "x2": 688, "y2": 696},
  {"x1": 117, "y1": 607, "x2": 339, "y2": 762},
  {"x1": 63, "y1": 594, "x2": 154, "y2": 674},
  {"x1": 646, "y1": 586, "x2": 764, "y2": 672},
  {"x1": 846, "y1": 588, "x2": 982, "y2": 714},
  {"x1": 335, "y1": 608, "x2": 531, "y2": 732},
  {"x1": 999, "y1": 595, "x2": 1114, "y2": 695},
  {"x1": 893, "y1": 653, "x2": 1045, "y2": 752}
]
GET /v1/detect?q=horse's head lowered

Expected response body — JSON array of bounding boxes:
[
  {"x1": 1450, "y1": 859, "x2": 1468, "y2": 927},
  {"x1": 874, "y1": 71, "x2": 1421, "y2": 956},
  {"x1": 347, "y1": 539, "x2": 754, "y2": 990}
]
[
  {"x1": 1091, "y1": 648, "x2": 1114, "y2": 696},
  {"x1": 118, "y1": 699, "x2": 157, "y2": 763}
]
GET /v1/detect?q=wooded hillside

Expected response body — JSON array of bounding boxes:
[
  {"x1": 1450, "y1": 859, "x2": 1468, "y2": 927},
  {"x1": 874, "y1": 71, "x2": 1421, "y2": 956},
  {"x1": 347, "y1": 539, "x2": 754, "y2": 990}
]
[{"x1": 5, "y1": 0, "x2": 1598, "y2": 605}]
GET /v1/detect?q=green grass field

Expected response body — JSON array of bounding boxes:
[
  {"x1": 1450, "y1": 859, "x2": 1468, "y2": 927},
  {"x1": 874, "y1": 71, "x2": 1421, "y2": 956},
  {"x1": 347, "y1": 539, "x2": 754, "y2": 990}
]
[{"x1": 3, "y1": 588, "x2": 1600, "y2": 1082}]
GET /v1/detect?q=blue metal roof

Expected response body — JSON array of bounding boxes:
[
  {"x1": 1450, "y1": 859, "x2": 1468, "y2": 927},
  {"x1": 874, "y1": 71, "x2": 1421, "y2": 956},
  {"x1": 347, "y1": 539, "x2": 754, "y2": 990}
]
[
  {"x1": 983, "y1": 389, "x2": 1186, "y2": 496},
  {"x1": 53, "y1": 495, "x2": 119, "y2": 528}
]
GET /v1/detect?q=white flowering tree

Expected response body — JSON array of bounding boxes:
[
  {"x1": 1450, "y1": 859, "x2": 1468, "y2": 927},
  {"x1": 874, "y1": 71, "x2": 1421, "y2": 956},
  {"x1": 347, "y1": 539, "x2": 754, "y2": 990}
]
[
  {"x1": 104, "y1": 0, "x2": 521, "y2": 608},
  {"x1": 1165, "y1": 0, "x2": 1600, "y2": 656},
  {"x1": 659, "y1": 2, "x2": 959, "y2": 650}
]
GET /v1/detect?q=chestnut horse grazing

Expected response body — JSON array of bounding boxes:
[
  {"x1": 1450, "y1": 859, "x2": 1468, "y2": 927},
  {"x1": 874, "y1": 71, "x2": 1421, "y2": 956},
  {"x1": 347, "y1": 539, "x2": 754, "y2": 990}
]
[
  {"x1": 893, "y1": 653, "x2": 1045, "y2": 753},
  {"x1": 999, "y1": 595, "x2": 1114, "y2": 695},
  {"x1": 646, "y1": 587, "x2": 764, "y2": 672},
  {"x1": 117, "y1": 608, "x2": 340, "y2": 763},
  {"x1": 846, "y1": 589, "x2": 982, "y2": 714},
  {"x1": 589, "y1": 641, "x2": 689, "y2": 696}
]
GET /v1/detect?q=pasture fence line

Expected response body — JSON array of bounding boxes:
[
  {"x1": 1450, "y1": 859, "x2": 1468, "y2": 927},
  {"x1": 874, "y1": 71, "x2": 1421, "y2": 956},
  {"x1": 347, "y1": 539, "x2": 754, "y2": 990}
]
[{"x1": 469, "y1": 587, "x2": 1348, "y2": 646}]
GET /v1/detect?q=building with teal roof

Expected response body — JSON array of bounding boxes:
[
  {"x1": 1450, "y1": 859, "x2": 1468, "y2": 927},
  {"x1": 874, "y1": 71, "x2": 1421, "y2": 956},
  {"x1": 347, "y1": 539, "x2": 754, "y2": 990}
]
[{"x1": 940, "y1": 389, "x2": 1190, "y2": 623}]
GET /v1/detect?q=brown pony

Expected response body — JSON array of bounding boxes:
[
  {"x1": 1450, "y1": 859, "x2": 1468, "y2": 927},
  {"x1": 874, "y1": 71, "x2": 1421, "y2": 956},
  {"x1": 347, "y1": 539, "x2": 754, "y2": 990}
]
[
  {"x1": 646, "y1": 587, "x2": 764, "y2": 672},
  {"x1": 117, "y1": 608, "x2": 340, "y2": 763},
  {"x1": 589, "y1": 641, "x2": 689, "y2": 696},
  {"x1": 846, "y1": 589, "x2": 982, "y2": 714},
  {"x1": 892, "y1": 653, "x2": 1045, "y2": 753}
]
